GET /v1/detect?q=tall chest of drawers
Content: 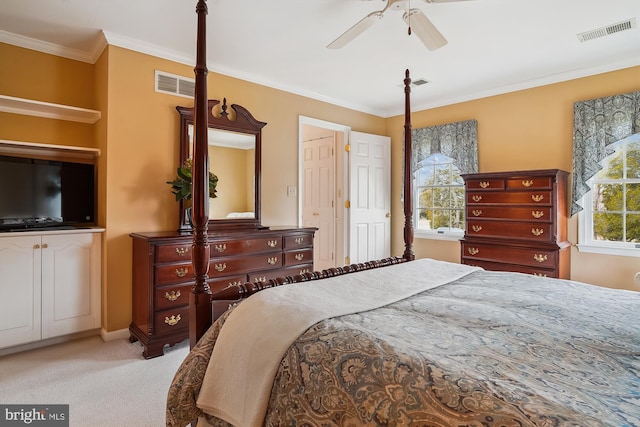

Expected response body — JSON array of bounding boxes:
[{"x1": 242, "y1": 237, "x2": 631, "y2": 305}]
[
  {"x1": 460, "y1": 169, "x2": 570, "y2": 278},
  {"x1": 129, "y1": 226, "x2": 316, "y2": 358}
]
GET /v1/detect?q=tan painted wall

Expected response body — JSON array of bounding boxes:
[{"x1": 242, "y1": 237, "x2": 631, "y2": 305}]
[
  {"x1": 387, "y1": 66, "x2": 640, "y2": 291},
  {"x1": 1, "y1": 41, "x2": 638, "y2": 334}
]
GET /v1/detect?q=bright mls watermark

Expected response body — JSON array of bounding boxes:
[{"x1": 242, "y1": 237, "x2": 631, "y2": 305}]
[{"x1": 0, "y1": 405, "x2": 68, "y2": 426}]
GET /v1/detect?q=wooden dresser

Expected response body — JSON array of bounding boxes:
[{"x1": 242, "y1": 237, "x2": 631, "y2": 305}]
[
  {"x1": 129, "y1": 226, "x2": 316, "y2": 358},
  {"x1": 460, "y1": 169, "x2": 570, "y2": 279}
]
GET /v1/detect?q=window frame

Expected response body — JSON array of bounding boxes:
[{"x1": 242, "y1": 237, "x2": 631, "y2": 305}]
[{"x1": 577, "y1": 135, "x2": 640, "y2": 258}]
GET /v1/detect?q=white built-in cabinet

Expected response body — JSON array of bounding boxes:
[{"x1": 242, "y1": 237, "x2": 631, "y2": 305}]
[{"x1": 0, "y1": 230, "x2": 102, "y2": 349}]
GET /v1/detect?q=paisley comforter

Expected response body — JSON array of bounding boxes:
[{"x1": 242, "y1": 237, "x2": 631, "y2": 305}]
[{"x1": 167, "y1": 267, "x2": 640, "y2": 427}]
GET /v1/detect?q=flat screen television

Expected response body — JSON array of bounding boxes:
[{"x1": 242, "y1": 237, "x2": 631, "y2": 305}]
[{"x1": 0, "y1": 155, "x2": 95, "y2": 232}]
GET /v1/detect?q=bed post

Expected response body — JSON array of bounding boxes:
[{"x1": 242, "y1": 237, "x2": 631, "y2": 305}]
[
  {"x1": 403, "y1": 69, "x2": 415, "y2": 261},
  {"x1": 189, "y1": 0, "x2": 212, "y2": 348}
]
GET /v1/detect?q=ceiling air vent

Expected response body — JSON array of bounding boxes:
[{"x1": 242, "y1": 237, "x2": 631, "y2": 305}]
[
  {"x1": 155, "y1": 70, "x2": 195, "y2": 98},
  {"x1": 577, "y1": 18, "x2": 636, "y2": 42}
]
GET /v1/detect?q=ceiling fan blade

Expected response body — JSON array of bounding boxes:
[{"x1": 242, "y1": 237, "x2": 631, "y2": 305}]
[
  {"x1": 402, "y1": 8, "x2": 447, "y2": 50},
  {"x1": 327, "y1": 11, "x2": 383, "y2": 49}
]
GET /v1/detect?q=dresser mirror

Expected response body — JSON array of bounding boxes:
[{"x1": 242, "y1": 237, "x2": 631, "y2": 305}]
[{"x1": 176, "y1": 99, "x2": 267, "y2": 231}]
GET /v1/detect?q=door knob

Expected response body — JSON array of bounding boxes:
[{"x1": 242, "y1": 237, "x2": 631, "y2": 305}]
[{"x1": 385, "y1": 213, "x2": 391, "y2": 218}]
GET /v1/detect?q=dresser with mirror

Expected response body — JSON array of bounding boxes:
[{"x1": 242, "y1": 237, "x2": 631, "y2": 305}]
[{"x1": 129, "y1": 99, "x2": 316, "y2": 358}]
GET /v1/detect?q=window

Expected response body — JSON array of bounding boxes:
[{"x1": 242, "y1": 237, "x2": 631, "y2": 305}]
[
  {"x1": 579, "y1": 133, "x2": 640, "y2": 257},
  {"x1": 414, "y1": 153, "x2": 465, "y2": 239}
]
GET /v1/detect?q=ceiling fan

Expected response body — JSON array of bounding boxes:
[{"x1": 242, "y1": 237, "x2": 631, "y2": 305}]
[{"x1": 327, "y1": 0, "x2": 472, "y2": 51}]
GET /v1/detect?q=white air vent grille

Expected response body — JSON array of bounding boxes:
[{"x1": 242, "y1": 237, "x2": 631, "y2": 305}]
[
  {"x1": 577, "y1": 18, "x2": 636, "y2": 42},
  {"x1": 155, "y1": 70, "x2": 195, "y2": 98}
]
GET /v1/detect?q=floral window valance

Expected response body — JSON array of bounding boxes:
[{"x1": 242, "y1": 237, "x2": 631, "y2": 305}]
[
  {"x1": 572, "y1": 90, "x2": 640, "y2": 216},
  {"x1": 411, "y1": 119, "x2": 478, "y2": 174}
]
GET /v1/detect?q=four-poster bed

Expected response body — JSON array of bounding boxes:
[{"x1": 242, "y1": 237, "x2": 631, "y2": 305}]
[{"x1": 166, "y1": 1, "x2": 640, "y2": 426}]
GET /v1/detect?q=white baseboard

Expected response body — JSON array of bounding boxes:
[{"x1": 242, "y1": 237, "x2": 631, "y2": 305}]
[
  {"x1": 0, "y1": 329, "x2": 100, "y2": 357},
  {"x1": 100, "y1": 328, "x2": 130, "y2": 342}
]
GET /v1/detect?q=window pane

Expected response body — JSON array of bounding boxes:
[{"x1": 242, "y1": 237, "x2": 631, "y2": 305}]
[
  {"x1": 627, "y1": 183, "x2": 640, "y2": 211},
  {"x1": 628, "y1": 141, "x2": 640, "y2": 178},
  {"x1": 452, "y1": 209, "x2": 465, "y2": 229},
  {"x1": 432, "y1": 210, "x2": 450, "y2": 228},
  {"x1": 593, "y1": 212, "x2": 623, "y2": 241},
  {"x1": 417, "y1": 208, "x2": 431, "y2": 230},
  {"x1": 626, "y1": 213, "x2": 640, "y2": 243},
  {"x1": 432, "y1": 188, "x2": 450, "y2": 208},
  {"x1": 593, "y1": 183, "x2": 623, "y2": 211},
  {"x1": 418, "y1": 188, "x2": 433, "y2": 209},
  {"x1": 452, "y1": 187, "x2": 465, "y2": 209},
  {"x1": 432, "y1": 164, "x2": 450, "y2": 185}
]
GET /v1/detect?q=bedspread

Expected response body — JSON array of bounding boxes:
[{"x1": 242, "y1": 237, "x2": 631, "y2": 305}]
[{"x1": 167, "y1": 268, "x2": 640, "y2": 427}]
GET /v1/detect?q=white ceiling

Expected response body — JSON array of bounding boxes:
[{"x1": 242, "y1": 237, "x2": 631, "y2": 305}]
[{"x1": 0, "y1": 0, "x2": 638, "y2": 117}]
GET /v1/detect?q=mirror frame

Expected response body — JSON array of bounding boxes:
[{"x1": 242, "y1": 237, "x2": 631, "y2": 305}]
[{"x1": 176, "y1": 98, "x2": 267, "y2": 231}]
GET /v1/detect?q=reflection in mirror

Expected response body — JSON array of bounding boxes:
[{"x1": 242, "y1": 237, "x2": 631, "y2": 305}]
[{"x1": 187, "y1": 126, "x2": 256, "y2": 220}]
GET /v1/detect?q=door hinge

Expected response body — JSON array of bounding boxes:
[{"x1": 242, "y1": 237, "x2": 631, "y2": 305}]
[
  {"x1": 345, "y1": 144, "x2": 350, "y2": 152},
  {"x1": 345, "y1": 200, "x2": 350, "y2": 208},
  {"x1": 345, "y1": 256, "x2": 350, "y2": 265}
]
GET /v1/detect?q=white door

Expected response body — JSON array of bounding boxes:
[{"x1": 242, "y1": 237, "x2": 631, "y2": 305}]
[
  {"x1": 0, "y1": 235, "x2": 41, "y2": 349},
  {"x1": 348, "y1": 132, "x2": 391, "y2": 264},
  {"x1": 302, "y1": 135, "x2": 336, "y2": 271}
]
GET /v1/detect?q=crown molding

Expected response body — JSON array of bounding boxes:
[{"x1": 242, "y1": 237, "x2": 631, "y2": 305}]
[{"x1": 0, "y1": 29, "x2": 98, "y2": 63}]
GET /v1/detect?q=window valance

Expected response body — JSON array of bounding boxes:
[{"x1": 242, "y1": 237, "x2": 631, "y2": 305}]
[
  {"x1": 572, "y1": 90, "x2": 640, "y2": 216},
  {"x1": 411, "y1": 119, "x2": 478, "y2": 174}
]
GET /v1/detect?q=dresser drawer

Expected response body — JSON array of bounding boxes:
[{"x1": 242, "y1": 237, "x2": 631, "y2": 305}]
[
  {"x1": 208, "y1": 275, "x2": 248, "y2": 294},
  {"x1": 154, "y1": 305, "x2": 189, "y2": 335},
  {"x1": 210, "y1": 236, "x2": 282, "y2": 256},
  {"x1": 284, "y1": 233, "x2": 314, "y2": 249},
  {"x1": 506, "y1": 176, "x2": 553, "y2": 190},
  {"x1": 462, "y1": 242, "x2": 557, "y2": 269},
  {"x1": 462, "y1": 259, "x2": 557, "y2": 278},
  {"x1": 467, "y1": 206, "x2": 552, "y2": 222},
  {"x1": 248, "y1": 263, "x2": 314, "y2": 284},
  {"x1": 466, "y1": 191, "x2": 552, "y2": 206},
  {"x1": 155, "y1": 262, "x2": 192, "y2": 285},
  {"x1": 466, "y1": 221, "x2": 554, "y2": 241},
  {"x1": 209, "y1": 253, "x2": 282, "y2": 278},
  {"x1": 284, "y1": 248, "x2": 313, "y2": 266},
  {"x1": 465, "y1": 178, "x2": 505, "y2": 191},
  {"x1": 156, "y1": 242, "x2": 192, "y2": 263},
  {"x1": 155, "y1": 284, "x2": 192, "y2": 310}
]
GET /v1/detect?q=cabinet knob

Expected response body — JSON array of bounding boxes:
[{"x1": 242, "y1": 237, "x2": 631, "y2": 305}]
[
  {"x1": 467, "y1": 247, "x2": 480, "y2": 256},
  {"x1": 479, "y1": 181, "x2": 490, "y2": 188},
  {"x1": 472, "y1": 195, "x2": 483, "y2": 202},
  {"x1": 267, "y1": 257, "x2": 278, "y2": 265},
  {"x1": 34, "y1": 244, "x2": 40, "y2": 249},
  {"x1": 164, "y1": 314, "x2": 181, "y2": 326},
  {"x1": 175, "y1": 247, "x2": 188, "y2": 256},
  {"x1": 214, "y1": 244, "x2": 227, "y2": 253},
  {"x1": 295, "y1": 253, "x2": 304, "y2": 261},
  {"x1": 42, "y1": 243, "x2": 48, "y2": 249},
  {"x1": 522, "y1": 180, "x2": 534, "y2": 187},
  {"x1": 267, "y1": 240, "x2": 278, "y2": 248},
  {"x1": 531, "y1": 210, "x2": 544, "y2": 219},
  {"x1": 531, "y1": 228, "x2": 544, "y2": 236},
  {"x1": 533, "y1": 254, "x2": 548, "y2": 263},
  {"x1": 294, "y1": 237, "x2": 304, "y2": 245},
  {"x1": 175, "y1": 267, "x2": 188, "y2": 278},
  {"x1": 532, "y1": 194, "x2": 544, "y2": 202},
  {"x1": 472, "y1": 210, "x2": 483, "y2": 217},
  {"x1": 472, "y1": 225, "x2": 482, "y2": 233},
  {"x1": 164, "y1": 290, "x2": 181, "y2": 301},
  {"x1": 214, "y1": 263, "x2": 227, "y2": 272}
]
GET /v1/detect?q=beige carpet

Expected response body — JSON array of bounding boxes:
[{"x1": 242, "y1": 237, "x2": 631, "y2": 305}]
[{"x1": 0, "y1": 335, "x2": 190, "y2": 426}]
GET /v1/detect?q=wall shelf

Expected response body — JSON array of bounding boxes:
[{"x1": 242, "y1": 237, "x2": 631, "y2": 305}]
[
  {"x1": 0, "y1": 140, "x2": 100, "y2": 162},
  {"x1": 0, "y1": 95, "x2": 101, "y2": 124}
]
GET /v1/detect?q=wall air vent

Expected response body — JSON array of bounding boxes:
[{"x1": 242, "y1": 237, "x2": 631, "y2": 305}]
[
  {"x1": 155, "y1": 70, "x2": 195, "y2": 98},
  {"x1": 577, "y1": 18, "x2": 636, "y2": 42}
]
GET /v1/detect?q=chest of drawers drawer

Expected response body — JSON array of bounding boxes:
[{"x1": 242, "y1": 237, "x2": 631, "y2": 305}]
[
  {"x1": 155, "y1": 262, "x2": 192, "y2": 285},
  {"x1": 467, "y1": 191, "x2": 552, "y2": 205},
  {"x1": 467, "y1": 206, "x2": 552, "y2": 222},
  {"x1": 466, "y1": 221, "x2": 554, "y2": 241},
  {"x1": 284, "y1": 248, "x2": 313, "y2": 266},
  {"x1": 154, "y1": 305, "x2": 189, "y2": 336},
  {"x1": 284, "y1": 233, "x2": 313, "y2": 249},
  {"x1": 155, "y1": 284, "x2": 191, "y2": 310},
  {"x1": 209, "y1": 252, "x2": 282, "y2": 278},
  {"x1": 211, "y1": 236, "x2": 282, "y2": 256},
  {"x1": 462, "y1": 241, "x2": 557, "y2": 268}
]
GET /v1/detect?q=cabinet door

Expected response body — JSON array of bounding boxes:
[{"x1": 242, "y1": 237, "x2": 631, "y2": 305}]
[
  {"x1": 0, "y1": 235, "x2": 41, "y2": 349},
  {"x1": 41, "y1": 233, "x2": 101, "y2": 339}
]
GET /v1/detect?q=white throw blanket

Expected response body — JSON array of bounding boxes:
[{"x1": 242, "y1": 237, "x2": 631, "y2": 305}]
[{"x1": 196, "y1": 258, "x2": 481, "y2": 427}]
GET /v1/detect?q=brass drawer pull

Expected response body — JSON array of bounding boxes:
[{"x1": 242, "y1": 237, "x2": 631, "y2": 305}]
[
  {"x1": 532, "y1": 194, "x2": 544, "y2": 202},
  {"x1": 531, "y1": 210, "x2": 544, "y2": 219},
  {"x1": 214, "y1": 244, "x2": 227, "y2": 253},
  {"x1": 534, "y1": 272, "x2": 548, "y2": 277},
  {"x1": 267, "y1": 240, "x2": 278, "y2": 248},
  {"x1": 472, "y1": 225, "x2": 482, "y2": 233},
  {"x1": 295, "y1": 253, "x2": 304, "y2": 261},
  {"x1": 214, "y1": 263, "x2": 227, "y2": 272},
  {"x1": 164, "y1": 314, "x2": 181, "y2": 326},
  {"x1": 531, "y1": 228, "x2": 544, "y2": 236},
  {"x1": 472, "y1": 210, "x2": 483, "y2": 217},
  {"x1": 164, "y1": 290, "x2": 181, "y2": 301},
  {"x1": 533, "y1": 254, "x2": 548, "y2": 263},
  {"x1": 175, "y1": 267, "x2": 188, "y2": 278},
  {"x1": 467, "y1": 247, "x2": 479, "y2": 256},
  {"x1": 522, "y1": 180, "x2": 534, "y2": 187},
  {"x1": 256, "y1": 276, "x2": 266, "y2": 282},
  {"x1": 479, "y1": 181, "x2": 490, "y2": 188},
  {"x1": 300, "y1": 268, "x2": 310, "y2": 274},
  {"x1": 295, "y1": 237, "x2": 304, "y2": 245},
  {"x1": 267, "y1": 257, "x2": 278, "y2": 265},
  {"x1": 175, "y1": 247, "x2": 188, "y2": 256},
  {"x1": 223, "y1": 281, "x2": 243, "y2": 290},
  {"x1": 472, "y1": 195, "x2": 482, "y2": 202}
]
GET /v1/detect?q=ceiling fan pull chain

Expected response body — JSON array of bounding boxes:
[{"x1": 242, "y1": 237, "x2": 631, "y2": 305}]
[{"x1": 407, "y1": 0, "x2": 412, "y2": 35}]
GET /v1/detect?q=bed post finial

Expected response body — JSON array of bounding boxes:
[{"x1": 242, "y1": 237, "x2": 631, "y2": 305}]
[
  {"x1": 403, "y1": 69, "x2": 415, "y2": 261},
  {"x1": 190, "y1": 0, "x2": 213, "y2": 348}
]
